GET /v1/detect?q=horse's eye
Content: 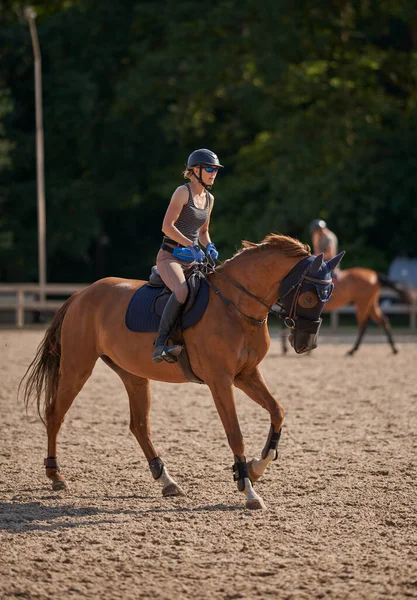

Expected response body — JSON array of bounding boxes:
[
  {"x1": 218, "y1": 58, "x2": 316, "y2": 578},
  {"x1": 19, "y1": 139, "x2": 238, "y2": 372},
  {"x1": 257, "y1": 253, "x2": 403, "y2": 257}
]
[{"x1": 298, "y1": 291, "x2": 318, "y2": 309}]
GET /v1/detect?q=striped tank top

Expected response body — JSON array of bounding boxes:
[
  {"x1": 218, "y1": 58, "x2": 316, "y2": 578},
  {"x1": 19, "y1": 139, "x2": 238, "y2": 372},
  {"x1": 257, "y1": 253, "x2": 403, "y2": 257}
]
[{"x1": 164, "y1": 183, "x2": 211, "y2": 246}]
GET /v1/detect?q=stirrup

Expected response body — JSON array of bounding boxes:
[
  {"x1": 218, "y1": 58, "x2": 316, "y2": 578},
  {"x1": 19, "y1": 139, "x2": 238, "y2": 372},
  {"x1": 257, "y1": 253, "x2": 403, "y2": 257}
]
[
  {"x1": 165, "y1": 344, "x2": 183, "y2": 357},
  {"x1": 152, "y1": 343, "x2": 183, "y2": 363}
]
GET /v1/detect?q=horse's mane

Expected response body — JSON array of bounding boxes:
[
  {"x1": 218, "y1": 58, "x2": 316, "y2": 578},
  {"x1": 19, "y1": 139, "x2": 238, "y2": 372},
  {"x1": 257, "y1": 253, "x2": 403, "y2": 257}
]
[{"x1": 234, "y1": 233, "x2": 311, "y2": 259}]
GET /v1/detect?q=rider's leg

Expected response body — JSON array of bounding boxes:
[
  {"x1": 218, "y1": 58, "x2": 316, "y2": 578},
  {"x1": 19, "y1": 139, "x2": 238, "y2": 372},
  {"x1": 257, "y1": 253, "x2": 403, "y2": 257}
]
[{"x1": 152, "y1": 250, "x2": 189, "y2": 363}]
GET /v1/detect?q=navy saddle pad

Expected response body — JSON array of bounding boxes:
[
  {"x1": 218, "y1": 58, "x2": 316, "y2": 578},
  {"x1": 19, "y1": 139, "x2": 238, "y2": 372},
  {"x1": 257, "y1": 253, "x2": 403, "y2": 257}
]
[{"x1": 125, "y1": 280, "x2": 209, "y2": 333}]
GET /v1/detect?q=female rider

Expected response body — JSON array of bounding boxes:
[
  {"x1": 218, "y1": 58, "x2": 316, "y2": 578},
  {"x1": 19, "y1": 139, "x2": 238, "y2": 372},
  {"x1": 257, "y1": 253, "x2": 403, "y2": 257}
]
[{"x1": 152, "y1": 149, "x2": 223, "y2": 362}]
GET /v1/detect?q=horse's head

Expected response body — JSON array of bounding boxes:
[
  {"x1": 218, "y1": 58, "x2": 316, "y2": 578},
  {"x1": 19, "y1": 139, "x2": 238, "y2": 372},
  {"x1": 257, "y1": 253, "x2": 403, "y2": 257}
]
[{"x1": 279, "y1": 252, "x2": 345, "y2": 354}]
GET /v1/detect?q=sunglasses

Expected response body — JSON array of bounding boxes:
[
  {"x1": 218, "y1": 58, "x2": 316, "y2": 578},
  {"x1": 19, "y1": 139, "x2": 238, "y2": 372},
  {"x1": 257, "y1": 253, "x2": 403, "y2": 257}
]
[{"x1": 202, "y1": 166, "x2": 220, "y2": 173}]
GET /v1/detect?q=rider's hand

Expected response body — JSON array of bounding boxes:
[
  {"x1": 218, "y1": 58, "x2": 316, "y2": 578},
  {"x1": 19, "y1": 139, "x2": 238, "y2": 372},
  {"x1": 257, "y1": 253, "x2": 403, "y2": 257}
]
[
  {"x1": 172, "y1": 247, "x2": 192, "y2": 262},
  {"x1": 188, "y1": 244, "x2": 205, "y2": 263},
  {"x1": 206, "y1": 242, "x2": 219, "y2": 261}
]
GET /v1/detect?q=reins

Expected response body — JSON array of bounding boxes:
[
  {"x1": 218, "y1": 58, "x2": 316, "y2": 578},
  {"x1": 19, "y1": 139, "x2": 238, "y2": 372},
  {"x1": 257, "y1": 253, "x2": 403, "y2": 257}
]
[
  {"x1": 203, "y1": 258, "x2": 332, "y2": 330},
  {"x1": 202, "y1": 259, "x2": 280, "y2": 327}
]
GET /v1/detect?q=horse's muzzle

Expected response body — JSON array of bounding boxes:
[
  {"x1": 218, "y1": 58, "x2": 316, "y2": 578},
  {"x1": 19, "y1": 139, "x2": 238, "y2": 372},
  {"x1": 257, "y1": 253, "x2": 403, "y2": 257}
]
[{"x1": 288, "y1": 318, "x2": 322, "y2": 354}]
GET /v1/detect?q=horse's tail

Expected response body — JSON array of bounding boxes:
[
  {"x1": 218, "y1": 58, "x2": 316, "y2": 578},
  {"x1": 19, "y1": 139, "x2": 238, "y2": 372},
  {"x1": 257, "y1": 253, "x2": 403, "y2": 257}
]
[
  {"x1": 19, "y1": 293, "x2": 79, "y2": 425},
  {"x1": 377, "y1": 273, "x2": 415, "y2": 305}
]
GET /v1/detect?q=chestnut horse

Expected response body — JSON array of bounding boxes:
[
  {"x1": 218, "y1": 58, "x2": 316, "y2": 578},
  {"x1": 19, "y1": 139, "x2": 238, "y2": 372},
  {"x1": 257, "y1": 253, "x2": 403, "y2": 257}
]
[
  {"x1": 20, "y1": 234, "x2": 343, "y2": 510},
  {"x1": 281, "y1": 268, "x2": 414, "y2": 356}
]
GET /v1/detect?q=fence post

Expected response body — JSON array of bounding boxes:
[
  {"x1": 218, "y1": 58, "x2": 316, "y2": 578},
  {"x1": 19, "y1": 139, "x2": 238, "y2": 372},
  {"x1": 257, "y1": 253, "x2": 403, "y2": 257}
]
[
  {"x1": 330, "y1": 311, "x2": 338, "y2": 331},
  {"x1": 17, "y1": 289, "x2": 24, "y2": 328},
  {"x1": 411, "y1": 304, "x2": 416, "y2": 331}
]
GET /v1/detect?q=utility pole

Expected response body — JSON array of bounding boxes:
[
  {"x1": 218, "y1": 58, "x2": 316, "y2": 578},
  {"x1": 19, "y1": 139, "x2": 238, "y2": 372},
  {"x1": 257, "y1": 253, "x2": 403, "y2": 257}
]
[{"x1": 25, "y1": 6, "x2": 46, "y2": 302}]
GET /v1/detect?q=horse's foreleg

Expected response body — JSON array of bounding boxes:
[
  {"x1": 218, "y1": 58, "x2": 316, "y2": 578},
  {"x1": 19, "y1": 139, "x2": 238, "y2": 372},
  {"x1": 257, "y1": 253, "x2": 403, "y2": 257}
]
[
  {"x1": 234, "y1": 367, "x2": 284, "y2": 483},
  {"x1": 102, "y1": 358, "x2": 184, "y2": 497},
  {"x1": 246, "y1": 426, "x2": 282, "y2": 483},
  {"x1": 148, "y1": 456, "x2": 184, "y2": 497},
  {"x1": 348, "y1": 299, "x2": 376, "y2": 356},
  {"x1": 347, "y1": 319, "x2": 368, "y2": 356},
  {"x1": 207, "y1": 376, "x2": 266, "y2": 510}
]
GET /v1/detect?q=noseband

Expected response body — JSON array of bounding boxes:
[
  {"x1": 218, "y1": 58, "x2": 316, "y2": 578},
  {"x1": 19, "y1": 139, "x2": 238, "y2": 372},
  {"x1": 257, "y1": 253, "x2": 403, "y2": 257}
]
[{"x1": 276, "y1": 260, "x2": 333, "y2": 329}]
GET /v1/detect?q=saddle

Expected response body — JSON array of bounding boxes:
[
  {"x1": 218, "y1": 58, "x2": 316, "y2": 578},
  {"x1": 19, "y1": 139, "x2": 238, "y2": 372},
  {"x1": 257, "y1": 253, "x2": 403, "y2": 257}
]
[
  {"x1": 125, "y1": 264, "x2": 210, "y2": 384},
  {"x1": 147, "y1": 263, "x2": 206, "y2": 316}
]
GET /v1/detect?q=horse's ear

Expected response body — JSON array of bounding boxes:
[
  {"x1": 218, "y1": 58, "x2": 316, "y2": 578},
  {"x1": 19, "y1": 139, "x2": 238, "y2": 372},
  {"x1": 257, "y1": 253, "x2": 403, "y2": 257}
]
[
  {"x1": 309, "y1": 253, "x2": 324, "y2": 276},
  {"x1": 327, "y1": 251, "x2": 345, "y2": 272}
]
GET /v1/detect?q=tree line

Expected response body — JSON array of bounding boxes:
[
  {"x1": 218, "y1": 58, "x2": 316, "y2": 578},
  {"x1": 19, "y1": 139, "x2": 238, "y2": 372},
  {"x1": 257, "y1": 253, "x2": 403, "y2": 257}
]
[{"x1": 1, "y1": 0, "x2": 416, "y2": 283}]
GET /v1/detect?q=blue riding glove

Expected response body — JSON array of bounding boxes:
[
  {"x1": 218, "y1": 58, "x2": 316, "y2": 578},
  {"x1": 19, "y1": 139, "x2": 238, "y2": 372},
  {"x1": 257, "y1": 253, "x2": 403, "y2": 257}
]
[
  {"x1": 172, "y1": 245, "x2": 205, "y2": 263},
  {"x1": 172, "y1": 247, "x2": 194, "y2": 262},
  {"x1": 206, "y1": 242, "x2": 219, "y2": 261},
  {"x1": 189, "y1": 244, "x2": 206, "y2": 263}
]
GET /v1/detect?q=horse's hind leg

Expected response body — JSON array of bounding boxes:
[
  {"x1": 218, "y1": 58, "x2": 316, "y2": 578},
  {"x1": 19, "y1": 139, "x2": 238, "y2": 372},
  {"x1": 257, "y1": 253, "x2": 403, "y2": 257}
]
[
  {"x1": 46, "y1": 357, "x2": 97, "y2": 490},
  {"x1": 234, "y1": 367, "x2": 284, "y2": 483},
  {"x1": 369, "y1": 304, "x2": 398, "y2": 354},
  {"x1": 101, "y1": 357, "x2": 184, "y2": 497}
]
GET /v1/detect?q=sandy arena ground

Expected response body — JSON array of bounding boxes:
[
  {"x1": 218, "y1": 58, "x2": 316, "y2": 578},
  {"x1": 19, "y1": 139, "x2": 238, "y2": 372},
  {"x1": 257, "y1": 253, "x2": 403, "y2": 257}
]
[{"x1": 0, "y1": 328, "x2": 416, "y2": 600}]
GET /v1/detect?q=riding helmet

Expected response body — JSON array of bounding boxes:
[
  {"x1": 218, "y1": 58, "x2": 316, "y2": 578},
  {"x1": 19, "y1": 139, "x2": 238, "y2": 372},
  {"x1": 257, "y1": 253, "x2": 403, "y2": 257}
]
[
  {"x1": 187, "y1": 149, "x2": 224, "y2": 168},
  {"x1": 310, "y1": 219, "x2": 327, "y2": 235}
]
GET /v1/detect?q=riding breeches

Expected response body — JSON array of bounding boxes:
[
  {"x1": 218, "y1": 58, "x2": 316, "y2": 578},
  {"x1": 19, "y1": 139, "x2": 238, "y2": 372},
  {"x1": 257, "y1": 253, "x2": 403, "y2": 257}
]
[{"x1": 156, "y1": 249, "x2": 189, "y2": 304}]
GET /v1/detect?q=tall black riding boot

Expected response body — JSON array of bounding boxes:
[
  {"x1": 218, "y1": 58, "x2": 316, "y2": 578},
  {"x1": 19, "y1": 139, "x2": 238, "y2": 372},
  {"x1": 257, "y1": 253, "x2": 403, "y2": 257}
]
[{"x1": 152, "y1": 294, "x2": 184, "y2": 363}]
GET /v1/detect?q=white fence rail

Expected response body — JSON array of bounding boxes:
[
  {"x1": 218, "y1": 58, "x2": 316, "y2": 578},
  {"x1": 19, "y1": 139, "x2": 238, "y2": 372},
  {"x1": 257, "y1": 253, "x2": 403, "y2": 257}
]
[
  {"x1": 0, "y1": 284, "x2": 88, "y2": 327},
  {"x1": 273, "y1": 288, "x2": 417, "y2": 331},
  {"x1": 0, "y1": 284, "x2": 416, "y2": 330},
  {"x1": 328, "y1": 303, "x2": 416, "y2": 331}
]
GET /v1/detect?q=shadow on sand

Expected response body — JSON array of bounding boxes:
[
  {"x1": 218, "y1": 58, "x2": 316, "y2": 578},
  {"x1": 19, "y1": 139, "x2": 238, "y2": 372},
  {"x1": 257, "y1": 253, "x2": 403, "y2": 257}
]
[{"x1": 0, "y1": 499, "x2": 243, "y2": 532}]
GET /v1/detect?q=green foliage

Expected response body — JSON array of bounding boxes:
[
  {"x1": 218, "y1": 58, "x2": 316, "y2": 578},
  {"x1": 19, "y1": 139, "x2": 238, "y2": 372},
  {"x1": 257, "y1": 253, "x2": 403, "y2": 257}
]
[{"x1": 0, "y1": 0, "x2": 416, "y2": 282}]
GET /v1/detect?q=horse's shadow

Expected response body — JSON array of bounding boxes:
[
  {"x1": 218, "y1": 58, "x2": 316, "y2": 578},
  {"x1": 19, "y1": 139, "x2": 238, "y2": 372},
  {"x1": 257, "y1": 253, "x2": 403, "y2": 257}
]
[
  {"x1": 0, "y1": 500, "x2": 243, "y2": 532},
  {"x1": 151, "y1": 504, "x2": 242, "y2": 514},
  {"x1": 0, "y1": 501, "x2": 138, "y2": 533}
]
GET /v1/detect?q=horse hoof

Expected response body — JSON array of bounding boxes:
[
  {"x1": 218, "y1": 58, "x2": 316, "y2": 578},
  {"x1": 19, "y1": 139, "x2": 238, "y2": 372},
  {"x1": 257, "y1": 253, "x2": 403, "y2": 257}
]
[
  {"x1": 246, "y1": 497, "x2": 267, "y2": 510},
  {"x1": 247, "y1": 459, "x2": 261, "y2": 483},
  {"x1": 52, "y1": 480, "x2": 68, "y2": 491},
  {"x1": 162, "y1": 483, "x2": 184, "y2": 497}
]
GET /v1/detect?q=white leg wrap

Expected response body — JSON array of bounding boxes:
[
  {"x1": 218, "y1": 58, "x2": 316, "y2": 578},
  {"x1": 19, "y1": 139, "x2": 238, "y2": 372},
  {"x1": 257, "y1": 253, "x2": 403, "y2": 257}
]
[
  {"x1": 242, "y1": 477, "x2": 266, "y2": 510},
  {"x1": 251, "y1": 449, "x2": 276, "y2": 478},
  {"x1": 155, "y1": 466, "x2": 177, "y2": 489}
]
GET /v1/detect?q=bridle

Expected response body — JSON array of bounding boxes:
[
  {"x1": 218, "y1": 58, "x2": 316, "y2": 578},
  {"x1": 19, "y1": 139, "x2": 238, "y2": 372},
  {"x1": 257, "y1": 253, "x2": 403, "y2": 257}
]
[
  {"x1": 275, "y1": 262, "x2": 332, "y2": 329},
  {"x1": 201, "y1": 257, "x2": 331, "y2": 328}
]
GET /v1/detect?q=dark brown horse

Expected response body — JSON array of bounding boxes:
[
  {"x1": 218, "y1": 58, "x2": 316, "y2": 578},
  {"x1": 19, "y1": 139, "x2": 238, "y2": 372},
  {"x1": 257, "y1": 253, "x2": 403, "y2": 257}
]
[
  {"x1": 281, "y1": 268, "x2": 414, "y2": 356},
  {"x1": 20, "y1": 234, "x2": 343, "y2": 510}
]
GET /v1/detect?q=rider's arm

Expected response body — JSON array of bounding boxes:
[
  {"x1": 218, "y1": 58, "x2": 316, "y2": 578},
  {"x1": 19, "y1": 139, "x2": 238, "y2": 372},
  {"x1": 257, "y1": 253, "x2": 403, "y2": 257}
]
[
  {"x1": 162, "y1": 186, "x2": 194, "y2": 247},
  {"x1": 198, "y1": 194, "x2": 214, "y2": 248}
]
